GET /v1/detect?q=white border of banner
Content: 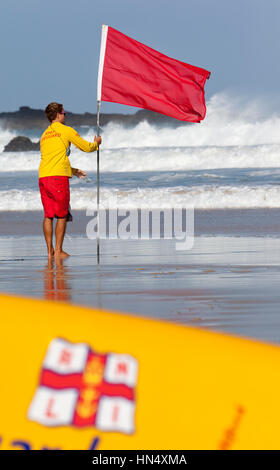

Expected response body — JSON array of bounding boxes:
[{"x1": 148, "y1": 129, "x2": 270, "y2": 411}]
[{"x1": 97, "y1": 24, "x2": 108, "y2": 101}]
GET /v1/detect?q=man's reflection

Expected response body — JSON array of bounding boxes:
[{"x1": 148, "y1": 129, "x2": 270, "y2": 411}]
[{"x1": 44, "y1": 257, "x2": 71, "y2": 302}]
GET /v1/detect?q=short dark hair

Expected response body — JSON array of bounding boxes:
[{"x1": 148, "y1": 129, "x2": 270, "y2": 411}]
[{"x1": 45, "y1": 102, "x2": 63, "y2": 122}]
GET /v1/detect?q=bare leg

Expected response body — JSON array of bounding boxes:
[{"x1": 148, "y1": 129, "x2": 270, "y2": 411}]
[
  {"x1": 54, "y1": 217, "x2": 69, "y2": 258},
  {"x1": 43, "y1": 217, "x2": 54, "y2": 258}
]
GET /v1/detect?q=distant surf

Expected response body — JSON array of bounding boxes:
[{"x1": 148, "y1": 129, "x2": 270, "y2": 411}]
[
  {"x1": 1, "y1": 93, "x2": 280, "y2": 210},
  {"x1": 1, "y1": 184, "x2": 280, "y2": 210}
]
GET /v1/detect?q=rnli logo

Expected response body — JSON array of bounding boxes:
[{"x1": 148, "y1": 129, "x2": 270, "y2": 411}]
[{"x1": 28, "y1": 338, "x2": 138, "y2": 434}]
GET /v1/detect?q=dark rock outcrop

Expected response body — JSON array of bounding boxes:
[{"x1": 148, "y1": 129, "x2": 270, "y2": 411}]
[
  {"x1": 4, "y1": 136, "x2": 40, "y2": 152},
  {"x1": 0, "y1": 106, "x2": 185, "y2": 131}
]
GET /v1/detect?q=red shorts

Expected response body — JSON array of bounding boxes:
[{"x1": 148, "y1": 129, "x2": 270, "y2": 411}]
[{"x1": 39, "y1": 176, "x2": 70, "y2": 219}]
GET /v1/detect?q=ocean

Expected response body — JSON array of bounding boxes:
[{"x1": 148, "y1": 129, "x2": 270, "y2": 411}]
[{"x1": 1, "y1": 93, "x2": 280, "y2": 215}]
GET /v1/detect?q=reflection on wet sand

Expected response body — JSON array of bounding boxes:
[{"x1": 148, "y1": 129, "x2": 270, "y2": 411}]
[
  {"x1": 2, "y1": 236, "x2": 280, "y2": 343},
  {"x1": 44, "y1": 257, "x2": 71, "y2": 302}
]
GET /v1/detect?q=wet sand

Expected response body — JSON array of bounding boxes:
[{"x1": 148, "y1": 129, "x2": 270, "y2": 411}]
[
  {"x1": 2, "y1": 208, "x2": 280, "y2": 236},
  {"x1": 1, "y1": 213, "x2": 280, "y2": 344}
]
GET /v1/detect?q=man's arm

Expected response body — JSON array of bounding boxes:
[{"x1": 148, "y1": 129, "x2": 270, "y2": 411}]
[{"x1": 67, "y1": 127, "x2": 101, "y2": 152}]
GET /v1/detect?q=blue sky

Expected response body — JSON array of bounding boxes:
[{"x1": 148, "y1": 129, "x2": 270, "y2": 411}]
[{"x1": 0, "y1": 0, "x2": 279, "y2": 113}]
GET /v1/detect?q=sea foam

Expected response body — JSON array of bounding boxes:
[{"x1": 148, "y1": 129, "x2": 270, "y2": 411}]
[
  {"x1": 2, "y1": 93, "x2": 280, "y2": 210},
  {"x1": 1, "y1": 92, "x2": 280, "y2": 173},
  {"x1": 1, "y1": 185, "x2": 280, "y2": 211}
]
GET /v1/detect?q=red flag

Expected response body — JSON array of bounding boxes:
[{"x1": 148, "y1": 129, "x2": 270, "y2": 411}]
[{"x1": 97, "y1": 25, "x2": 211, "y2": 122}]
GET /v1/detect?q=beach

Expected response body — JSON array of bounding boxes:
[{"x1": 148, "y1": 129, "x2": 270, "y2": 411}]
[
  {"x1": 2, "y1": 101, "x2": 280, "y2": 347},
  {"x1": 1, "y1": 209, "x2": 280, "y2": 345}
]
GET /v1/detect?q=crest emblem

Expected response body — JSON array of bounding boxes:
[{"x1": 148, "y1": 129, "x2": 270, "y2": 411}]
[{"x1": 28, "y1": 338, "x2": 138, "y2": 434}]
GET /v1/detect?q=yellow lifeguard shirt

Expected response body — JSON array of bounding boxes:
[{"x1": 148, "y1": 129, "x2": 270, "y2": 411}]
[{"x1": 39, "y1": 122, "x2": 98, "y2": 178}]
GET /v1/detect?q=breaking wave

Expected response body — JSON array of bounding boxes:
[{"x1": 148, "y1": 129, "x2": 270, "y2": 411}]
[
  {"x1": 2, "y1": 93, "x2": 280, "y2": 211},
  {"x1": 1, "y1": 93, "x2": 280, "y2": 173},
  {"x1": 2, "y1": 185, "x2": 280, "y2": 211}
]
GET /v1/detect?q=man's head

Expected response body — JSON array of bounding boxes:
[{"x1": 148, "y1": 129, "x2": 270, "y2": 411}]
[{"x1": 45, "y1": 102, "x2": 66, "y2": 124}]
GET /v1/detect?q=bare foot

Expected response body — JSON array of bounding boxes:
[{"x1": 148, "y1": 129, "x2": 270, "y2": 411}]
[{"x1": 54, "y1": 250, "x2": 70, "y2": 259}]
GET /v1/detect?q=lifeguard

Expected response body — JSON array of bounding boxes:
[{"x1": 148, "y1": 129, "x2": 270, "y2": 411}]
[{"x1": 39, "y1": 102, "x2": 102, "y2": 258}]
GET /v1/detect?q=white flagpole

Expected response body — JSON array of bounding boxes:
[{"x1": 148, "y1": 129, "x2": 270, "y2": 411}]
[
  {"x1": 96, "y1": 100, "x2": 101, "y2": 264},
  {"x1": 96, "y1": 24, "x2": 108, "y2": 263}
]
